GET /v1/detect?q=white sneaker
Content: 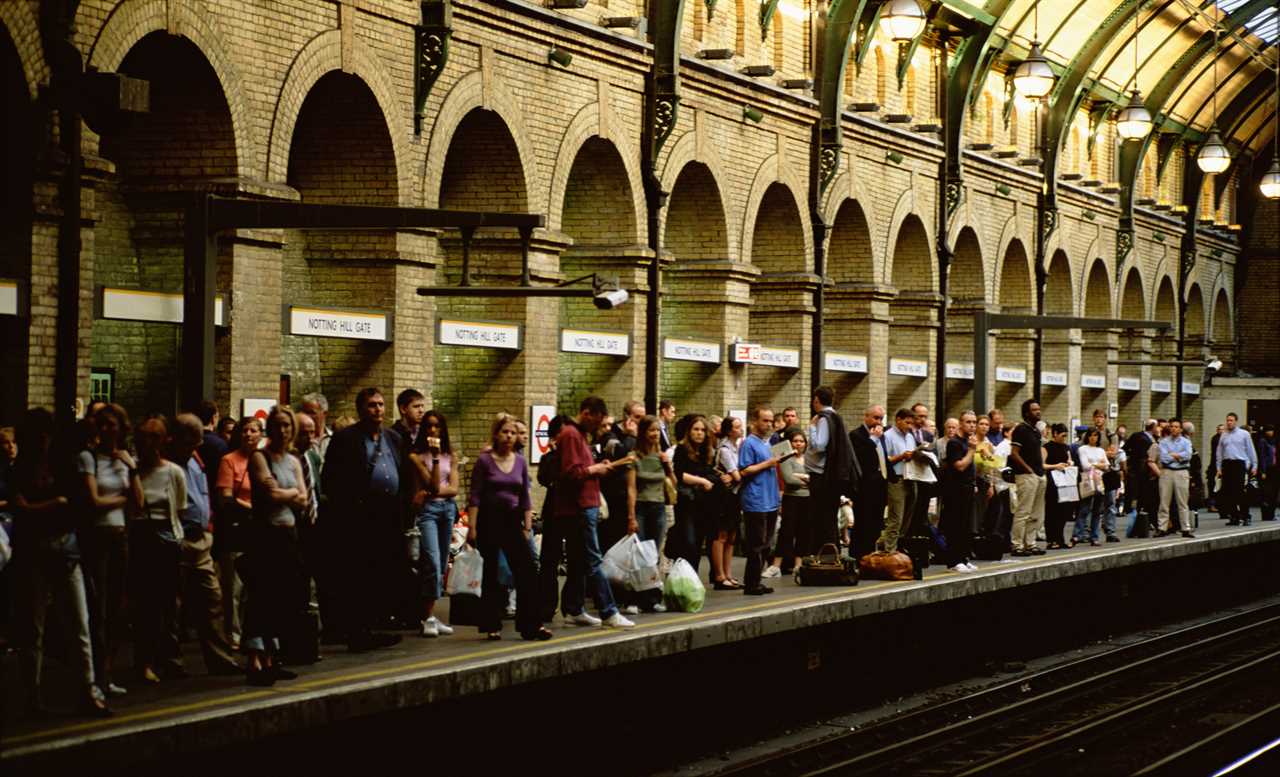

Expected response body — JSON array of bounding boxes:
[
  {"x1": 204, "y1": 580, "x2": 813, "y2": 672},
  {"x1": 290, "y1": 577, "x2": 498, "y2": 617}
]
[
  {"x1": 419, "y1": 619, "x2": 439, "y2": 638},
  {"x1": 964, "y1": 563, "x2": 980, "y2": 572},
  {"x1": 429, "y1": 616, "x2": 453, "y2": 636},
  {"x1": 762, "y1": 565, "x2": 781, "y2": 579},
  {"x1": 623, "y1": 605, "x2": 640, "y2": 615},
  {"x1": 603, "y1": 612, "x2": 636, "y2": 629},
  {"x1": 652, "y1": 602, "x2": 667, "y2": 613},
  {"x1": 568, "y1": 612, "x2": 602, "y2": 627},
  {"x1": 505, "y1": 590, "x2": 517, "y2": 617}
]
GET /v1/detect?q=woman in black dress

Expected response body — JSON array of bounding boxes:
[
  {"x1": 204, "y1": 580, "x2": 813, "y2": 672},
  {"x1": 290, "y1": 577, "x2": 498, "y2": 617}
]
[{"x1": 670, "y1": 415, "x2": 732, "y2": 576}]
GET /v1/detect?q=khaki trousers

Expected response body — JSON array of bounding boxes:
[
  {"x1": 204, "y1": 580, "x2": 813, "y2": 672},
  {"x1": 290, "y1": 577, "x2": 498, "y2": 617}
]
[
  {"x1": 1012, "y1": 474, "x2": 1047, "y2": 551},
  {"x1": 880, "y1": 480, "x2": 911, "y2": 553},
  {"x1": 1158, "y1": 469, "x2": 1191, "y2": 532}
]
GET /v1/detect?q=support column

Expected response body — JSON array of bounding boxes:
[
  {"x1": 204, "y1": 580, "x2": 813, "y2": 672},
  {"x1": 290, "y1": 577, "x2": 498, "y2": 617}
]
[
  {"x1": 887, "y1": 291, "x2": 941, "y2": 414},
  {"x1": 1115, "y1": 332, "x2": 1151, "y2": 430},
  {"x1": 994, "y1": 318, "x2": 1035, "y2": 418},
  {"x1": 661, "y1": 261, "x2": 756, "y2": 416},
  {"x1": 823, "y1": 283, "x2": 893, "y2": 419},
  {"x1": 943, "y1": 298, "x2": 986, "y2": 417},
  {"x1": 1079, "y1": 329, "x2": 1120, "y2": 426},
  {"x1": 749, "y1": 273, "x2": 819, "y2": 412},
  {"x1": 1040, "y1": 328, "x2": 1081, "y2": 425}
]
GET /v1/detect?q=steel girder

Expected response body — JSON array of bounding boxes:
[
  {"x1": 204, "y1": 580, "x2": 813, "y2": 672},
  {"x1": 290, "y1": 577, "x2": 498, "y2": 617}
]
[{"x1": 815, "y1": 0, "x2": 874, "y2": 194}]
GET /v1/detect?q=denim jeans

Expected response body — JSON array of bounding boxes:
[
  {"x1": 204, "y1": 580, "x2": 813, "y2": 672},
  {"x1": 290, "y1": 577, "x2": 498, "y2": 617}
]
[
  {"x1": 560, "y1": 507, "x2": 617, "y2": 620},
  {"x1": 1073, "y1": 493, "x2": 1105, "y2": 541},
  {"x1": 416, "y1": 499, "x2": 457, "y2": 600},
  {"x1": 1103, "y1": 489, "x2": 1119, "y2": 537},
  {"x1": 636, "y1": 501, "x2": 667, "y2": 549}
]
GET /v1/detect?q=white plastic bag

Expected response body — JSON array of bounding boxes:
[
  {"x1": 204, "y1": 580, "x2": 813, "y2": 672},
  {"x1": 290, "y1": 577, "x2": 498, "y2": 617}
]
[
  {"x1": 626, "y1": 538, "x2": 662, "y2": 592},
  {"x1": 447, "y1": 545, "x2": 483, "y2": 598},
  {"x1": 1052, "y1": 466, "x2": 1080, "y2": 503},
  {"x1": 663, "y1": 558, "x2": 705, "y2": 612}
]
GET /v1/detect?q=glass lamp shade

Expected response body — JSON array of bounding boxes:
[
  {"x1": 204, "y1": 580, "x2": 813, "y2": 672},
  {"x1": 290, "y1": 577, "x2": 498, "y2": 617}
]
[
  {"x1": 880, "y1": 0, "x2": 927, "y2": 43},
  {"x1": 1261, "y1": 158, "x2": 1280, "y2": 200},
  {"x1": 1013, "y1": 43, "x2": 1055, "y2": 100},
  {"x1": 1115, "y1": 91, "x2": 1153, "y2": 140},
  {"x1": 1197, "y1": 129, "x2": 1231, "y2": 174}
]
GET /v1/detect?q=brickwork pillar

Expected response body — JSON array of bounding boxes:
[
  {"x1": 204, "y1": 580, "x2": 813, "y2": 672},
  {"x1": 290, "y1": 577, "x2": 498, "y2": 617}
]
[
  {"x1": 1115, "y1": 332, "x2": 1151, "y2": 430},
  {"x1": 1040, "y1": 328, "x2": 1081, "y2": 425},
  {"x1": 823, "y1": 283, "x2": 892, "y2": 418},
  {"x1": 748, "y1": 273, "x2": 818, "y2": 413},
  {"x1": 661, "y1": 261, "x2": 756, "y2": 416},
  {"x1": 1080, "y1": 329, "x2": 1119, "y2": 426},
  {"x1": 943, "y1": 298, "x2": 986, "y2": 417},
  {"x1": 886, "y1": 291, "x2": 940, "y2": 415}
]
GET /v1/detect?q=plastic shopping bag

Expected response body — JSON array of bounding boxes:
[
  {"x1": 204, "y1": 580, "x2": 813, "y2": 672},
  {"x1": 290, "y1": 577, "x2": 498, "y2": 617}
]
[
  {"x1": 626, "y1": 538, "x2": 663, "y2": 592},
  {"x1": 663, "y1": 558, "x2": 705, "y2": 613},
  {"x1": 602, "y1": 533, "x2": 639, "y2": 584},
  {"x1": 447, "y1": 545, "x2": 483, "y2": 598}
]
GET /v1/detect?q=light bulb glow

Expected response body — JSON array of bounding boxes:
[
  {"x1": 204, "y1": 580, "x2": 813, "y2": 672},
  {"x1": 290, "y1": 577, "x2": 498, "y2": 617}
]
[
  {"x1": 1261, "y1": 158, "x2": 1280, "y2": 200},
  {"x1": 1013, "y1": 43, "x2": 1055, "y2": 100},
  {"x1": 879, "y1": 0, "x2": 927, "y2": 43},
  {"x1": 1197, "y1": 129, "x2": 1231, "y2": 174},
  {"x1": 1116, "y1": 91, "x2": 1153, "y2": 141}
]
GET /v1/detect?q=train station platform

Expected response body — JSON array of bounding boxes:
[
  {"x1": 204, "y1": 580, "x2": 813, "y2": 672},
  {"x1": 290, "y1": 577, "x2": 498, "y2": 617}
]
[{"x1": 4, "y1": 518, "x2": 1279, "y2": 774}]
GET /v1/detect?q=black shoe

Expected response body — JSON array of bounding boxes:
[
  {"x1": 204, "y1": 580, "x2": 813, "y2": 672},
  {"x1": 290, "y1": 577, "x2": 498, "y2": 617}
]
[
  {"x1": 207, "y1": 660, "x2": 242, "y2": 676},
  {"x1": 1011, "y1": 549, "x2": 1031, "y2": 557},
  {"x1": 1181, "y1": 531, "x2": 1196, "y2": 538},
  {"x1": 521, "y1": 627, "x2": 554, "y2": 641},
  {"x1": 245, "y1": 667, "x2": 276, "y2": 686},
  {"x1": 1105, "y1": 535, "x2": 1120, "y2": 543},
  {"x1": 270, "y1": 666, "x2": 298, "y2": 680},
  {"x1": 744, "y1": 585, "x2": 774, "y2": 596},
  {"x1": 1029, "y1": 547, "x2": 1047, "y2": 556},
  {"x1": 370, "y1": 632, "x2": 402, "y2": 649}
]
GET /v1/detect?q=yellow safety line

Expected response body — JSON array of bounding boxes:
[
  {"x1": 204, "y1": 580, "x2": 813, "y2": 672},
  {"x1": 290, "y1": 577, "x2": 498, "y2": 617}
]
[{"x1": 5, "y1": 582, "x2": 898, "y2": 748}]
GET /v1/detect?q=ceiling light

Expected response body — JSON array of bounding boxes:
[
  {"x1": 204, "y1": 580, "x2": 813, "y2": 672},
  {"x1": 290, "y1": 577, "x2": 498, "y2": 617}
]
[
  {"x1": 1259, "y1": 158, "x2": 1280, "y2": 200},
  {"x1": 1116, "y1": 91, "x2": 1153, "y2": 140},
  {"x1": 1197, "y1": 128, "x2": 1230, "y2": 174},
  {"x1": 1013, "y1": 43, "x2": 1054, "y2": 100},
  {"x1": 879, "y1": 0, "x2": 927, "y2": 43}
]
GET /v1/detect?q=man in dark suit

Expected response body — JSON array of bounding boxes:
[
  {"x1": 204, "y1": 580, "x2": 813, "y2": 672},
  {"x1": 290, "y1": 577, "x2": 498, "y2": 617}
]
[
  {"x1": 850, "y1": 405, "x2": 888, "y2": 561},
  {"x1": 1125, "y1": 419, "x2": 1158, "y2": 537},
  {"x1": 321, "y1": 387, "x2": 404, "y2": 652}
]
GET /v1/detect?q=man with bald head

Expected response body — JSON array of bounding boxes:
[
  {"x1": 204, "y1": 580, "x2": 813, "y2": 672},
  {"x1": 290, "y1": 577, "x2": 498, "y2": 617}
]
[{"x1": 849, "y1": 405, "x2": 889, "y2": 559}]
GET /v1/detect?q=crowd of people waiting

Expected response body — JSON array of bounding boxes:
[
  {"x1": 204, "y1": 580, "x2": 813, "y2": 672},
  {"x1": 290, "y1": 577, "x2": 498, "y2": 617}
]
[{"x1": 0, "y1": 385, "x2": 1274, "y2": 717}]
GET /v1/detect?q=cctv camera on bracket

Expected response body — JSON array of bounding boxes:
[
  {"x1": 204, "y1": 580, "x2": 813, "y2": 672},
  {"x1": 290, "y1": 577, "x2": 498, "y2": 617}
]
[{"x1": 591, "y1": 274, "x2": 630, "y2": 310}]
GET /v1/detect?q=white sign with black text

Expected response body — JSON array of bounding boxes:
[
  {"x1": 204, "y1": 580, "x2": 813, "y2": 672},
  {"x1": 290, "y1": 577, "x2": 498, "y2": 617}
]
[
  {"x1": 664, "y1": 338, "x2": 721, "y2": 364},
  {"x1": 1182, "y1": 381, "x2": 1201, "y2": 395},
  {"x1": 824, "y1": 352, "x2": 868, "y2": 374},
  {"x1": 1150, "y1": 379, "x2": 1172, "y2": 393},
  {"x1": 289, "y1": 307, "x2": 390, "y2": 342},
  {"x1": 889, "y1": 358, "x2": 928, "y2": 378},
  {"x1": 996, "y1": 366, "x2": 1026, "y2": 384},
  {"x1": 1041, "y1": 371, "x2": 1068, "y2": 387},
  {"x1": 1117, "y1": 376, "x2": 1141, "y2": 392},
  {"x1": 559, "y1": 329, "x2": 630, "y2": 357},
  {"x1": 1081, "y1": 374, "x2": 1106, "y2": 389},
  {"x1": 946, "y1": 363, "x2": 975, "y2": 380},
  {"x1": 754, "y1": 346, "x2": 801, "y2": 369},
  {"x1": 438, "y1": 319, "x2": 522, "y2": 350}
]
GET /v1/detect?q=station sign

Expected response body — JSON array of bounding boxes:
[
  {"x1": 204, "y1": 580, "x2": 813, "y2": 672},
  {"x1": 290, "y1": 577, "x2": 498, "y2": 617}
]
[
  {"x1": 1150, "y1": 379, "x2": 1172, "y2": 393},
  {"x1": 438, "y1": 319, "x2": 522, "y2": 350},
  {"x1": 98, "y1": 287, "x2": 226, "y2": 326},
  {"x1": 1181, "y1": 381, "x2": 1201, "y2": 395},
  {"x1": 664, "y1": 337, "x2": 720, "y2": 364},
  {"x1": 1117, "y1": 376, "x2": 1141, "y2": 392},
  {"x1": 889, "y1": 358, "x2": 928, "y2": 378},
  {"x1": 1041, "y1": 371, "x2": 1068, "y2": 387},
  {"x1": 754, "y1": 346, "x2": 801, "y2": 369},
  {"x1": 731, "y1": 342, "x2": 760, "y2": 364},
  {"x1": 560, "y1": 328, "x2": 630, "y2": 357},
  {"x1": 1080, "y1": 374, "x2": 1106, "y2": 389},
  {"x1": 825, "y1": 352, "x2": 868, "y2": 374},
  {"x1": 288, "y1": 306, "x2": 391, "y2": 342},
  {"x1": 945, "y1": 362, "x2": 974, "y2": 380},
  {"x1": 0, "y1": 278, "x2": 24, "y2": 317},
  {"x1": 996, "y1": 366, "x2": 1026, "y2": 384},
  {"x1": 530, "y1": 403, "x2": 556, "y2": 465}
]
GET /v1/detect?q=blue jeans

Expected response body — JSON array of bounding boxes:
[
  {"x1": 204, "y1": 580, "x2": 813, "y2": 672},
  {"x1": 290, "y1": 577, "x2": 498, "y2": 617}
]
[
  {"x1": 560, "y1": 507, "x2": 617, "y2": 620},
  {"x1": 1074, "y1": 493, "x2": 1105, "y2": 541},
  {"x1": 636, "y1": 501, "x2": 667, "y2": 549},
  {"x1": 416, "y1": 499, "x2": 457, "y2": 600},
  {"x1": 1103, "y1": 489, "x2": 1119, "y2": 537}
]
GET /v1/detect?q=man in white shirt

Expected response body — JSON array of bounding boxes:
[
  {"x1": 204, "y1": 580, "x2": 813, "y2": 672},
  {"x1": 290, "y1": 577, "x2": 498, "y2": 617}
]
[{"x1": 879, "y1": 408, "x2": 919, "y2": 554}]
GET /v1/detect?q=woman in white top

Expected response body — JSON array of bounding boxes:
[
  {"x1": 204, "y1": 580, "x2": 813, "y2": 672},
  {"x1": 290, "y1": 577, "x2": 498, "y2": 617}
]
[
  {"x1": 129, "y1": 417, "x2": 187, "y2": 684},
  {"x1": 713, "y1": 416, "x2": 744, "y2": 590},
  {"x1": 1072, "y1": 428, "x2": 1111, "y2": 547},
  {"x1": 78, "y1": 404, "x2": 134, "y2": 697}
]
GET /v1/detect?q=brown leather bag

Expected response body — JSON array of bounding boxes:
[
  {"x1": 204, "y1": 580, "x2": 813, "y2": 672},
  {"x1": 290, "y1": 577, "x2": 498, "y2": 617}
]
[{"x1": 858, "y1": 550, "x2": 914, "y2": 581}]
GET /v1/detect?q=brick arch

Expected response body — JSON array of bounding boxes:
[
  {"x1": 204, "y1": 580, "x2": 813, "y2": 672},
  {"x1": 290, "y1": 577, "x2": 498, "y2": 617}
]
[
  {"x1": 823, "y1": 165, "x2": 881, "y2": 267},
  {"x1": 268, "y1": 30, "x2": 409, "y2": 203},
  {"x1": 658, "y1": 129, "x2": 736, "y2": 259},
  {"x1": 826, "y1": 198, "x2": 877, "y2": 285},
  {"x1": 546, "y1": 101, "x2": 645, "y2": 243},
  {"x1": 1120, "y1": 266, "x2": 1146, "y2": 319},
  {"x1": 1045, "y1": 250, "x2": 1075, "y2": 315},
  {"x1": 1210, "y1": 286, "x2": 1233, "y2": 344},
  {"x1": 558, "y1": 137, "x2": 640, "y2": 248},
  {"x1": 664, "y1": 160, "x2": 730, "y2": 262},
  {"x1": 1185, "y1": 283, "x2": 1207, "y2": 337},
  {"x1": 991, "y1": 214, "x2": 1032, "y2": 301},
  {"x1": 1082, "y1": 257, "x2": 1113, "y2": 319},
  {"x1": 996, "y1": 239, "x2": 1033, "y2": 311},
  {"x1": 1154, "y1": 274, "x2": 1176, "y2": 325},
  {"x1": 0, "y1": 0, "x2": 45, "y2": 99},
  {"x1": 423, "y1": 69, "x2": 540, "y2": 213},
  {"x1": 740, "y1": 155, "x2": 812, "y2": 273},
  {"x1": 949, "y1": 226, "x2": 987, "y2": 302},
  {"x1": 87, "y1": 0, "x2": 253, "y2": 178},
  {"x1": 747, "y1": 181, "x2": 808, "y2": 274},
  {"x1": 888, "y1": 213, "x2": 934, "y2": 292},
  {"x1": 883, "y1": 190, "x2": 935, "y2": 287}
]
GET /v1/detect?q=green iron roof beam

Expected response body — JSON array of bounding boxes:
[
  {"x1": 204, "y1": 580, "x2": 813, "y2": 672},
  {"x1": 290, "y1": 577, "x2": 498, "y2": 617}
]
[
  {"x1": 1043, "y1": 0, "x2": 1095, "y2": 51},
  {"x1": 815, "y1": 0, "x2": 873, "y2": 193},
  {"x1": 948, "y1": 0, "x2": 1015, "y2": 179},
  {"x1": 1093, "y1": 0, "x2": 1181, "y2": 96},
  {"x1": 759, "y1": 0, "x2": 781, "y2": 41},
  {"x1": 897, "y1": 2, "x2": 944, "y2": 89},
  {"x1": 854, "y1": 2, "x2": 884, "y2": 70},
  {"x1": 644, "y1": 0, "x2": 688, "y2": 164},
  {"x1": 941, "y1": 0, "x2": 997, "y2": 26}
]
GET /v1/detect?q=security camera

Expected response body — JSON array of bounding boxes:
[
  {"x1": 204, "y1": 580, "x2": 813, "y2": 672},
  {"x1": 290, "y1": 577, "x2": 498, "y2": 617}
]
[
  {"x1": 1206, "y1": 358, "x2": 1222, "y2": 372},
  {"x1": 593, "y1": 288, "x2": 629, "y2": 310}
]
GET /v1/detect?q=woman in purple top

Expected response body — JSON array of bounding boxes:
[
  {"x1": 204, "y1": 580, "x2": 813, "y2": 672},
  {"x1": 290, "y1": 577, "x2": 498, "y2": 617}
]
[{"x1": 467, "y1": 416, "x2": 552, "y2": 642}]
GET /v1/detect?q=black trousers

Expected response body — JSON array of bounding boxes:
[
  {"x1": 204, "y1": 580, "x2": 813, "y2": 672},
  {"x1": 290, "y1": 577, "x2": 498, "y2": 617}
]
[
  {"x1": 773, "y1": 494, "x2": 808, "y2": 567},
  {"x1": 852, "y1": 481, "x2": 886, "y2": 560},
  {"x1": 806, "y1": 471, "x2": 841, "y2": 555},
  {"x1": 242, "y1": 524, "x2": 303, "y2": 655},
  {"x1": 1220, "y1": 460, "x2": 1248, "y2": 522},
  {"x1": 477, "y1": 511, "x2": 539, "y2": 636},
  {"x1": 668, "y1": 499, "x2": 709, "y2": 573},
  {"x1": 1263, "y1": 466, "x2": 1279, "y2": 521},
  {"x1": 742, "y1": 510, "x2": 775, "y2": 590},
  {"x1": 940, "y1": 487, "x2": 974, "y2": 566},
  {"x1": 537, "y1": 513, "x2": 570, "y2": 622},
  {"x1": 335, "y1": 500, "x2": 400, "y2": 641}
]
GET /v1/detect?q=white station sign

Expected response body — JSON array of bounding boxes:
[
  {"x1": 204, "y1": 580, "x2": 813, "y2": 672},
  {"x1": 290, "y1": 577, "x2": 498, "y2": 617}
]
[
  {"x1": 1117, "y1": 376, "x2": 1141, "y2": 392},
  {"x1": 438, "y1": 319, "x2": 522, "y2": 350},
  {"x1": 889, "y1": 358, "x2": 928, "y2": 378},
  {"x1": 996, "y1": 366, "x2": 1026, "y2": 384},
  {"x1": 1150, "y1": 379, "x2": 1172, "y2": 393},
  {"x1": 289, "y1": 306, "x2": 390, "y2": 342},
  {"x1": 946, "y1": 362, "x2": 974, "y2": 380},
  {"x1": 560, "y1": 329, "x2": 630, "y2": 357},
  {"x1": 1181, "y1": 381, "x2": 1201, "y2": 395},
  {"x1": 754, "y1": 346, "x2": 801, "y2": 369},
  {"x1": 0, "y1": 279, "x2": 20, "y2": 317},
  {"x1": 1041, "y1": 371, "x2": 1068, "y2": 387},
  {"x1": 664, "y1": 337, "x2": 720, "y2": 364},
  {"x1": 731, "y1": 342, "x2": 760, "y2": 364},
  {"x1": 99, "y1": 287, "x2": 226, "y2": 326},
  {"x1": 1080, "y1": 374, "x2": 1106, "y2": 389},
  {"x1": 825, "y1": 352, "x2": 868, "y2": 374}
]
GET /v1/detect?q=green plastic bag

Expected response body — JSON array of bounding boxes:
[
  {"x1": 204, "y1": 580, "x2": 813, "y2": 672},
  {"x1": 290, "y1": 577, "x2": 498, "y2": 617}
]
[{"x1": 663, "y1": 558, "x2": 705, "y2": 613}]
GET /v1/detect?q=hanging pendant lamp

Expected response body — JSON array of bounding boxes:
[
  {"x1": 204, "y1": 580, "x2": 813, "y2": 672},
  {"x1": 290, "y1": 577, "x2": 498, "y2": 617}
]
[
  {"x1": 1116, "y1": 4, "x2": 1152, "y2": 140},
  {"x1": 1197, "y1": 12, "x2": 1231, "y2": 173},
  {"x1": 880, "y1": 0, "x2": 927, "y2": 43},
  {"x1": 1013, "y1": 2, "x2": 1055, "y2": 100},
  {"x1": 1261, "y1": 4, "x2": 1280, "y2": 200}
]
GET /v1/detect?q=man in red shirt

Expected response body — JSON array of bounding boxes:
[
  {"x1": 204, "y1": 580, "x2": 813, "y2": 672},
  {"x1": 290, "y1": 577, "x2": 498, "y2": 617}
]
[{"x1": 555, "y1": 396, "x2": 636, "y2": 629}]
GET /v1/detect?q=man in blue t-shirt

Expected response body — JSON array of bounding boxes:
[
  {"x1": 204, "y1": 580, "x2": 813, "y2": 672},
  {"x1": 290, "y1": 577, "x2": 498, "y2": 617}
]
[{"x1": 739, "y1": 406, "x2": 783, "y2": 595}]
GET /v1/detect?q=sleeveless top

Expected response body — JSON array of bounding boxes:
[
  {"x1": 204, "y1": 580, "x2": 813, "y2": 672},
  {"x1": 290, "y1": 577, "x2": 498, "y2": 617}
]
[{"x1": 252, "y1": 451, "x2": 298, "y2": 528}]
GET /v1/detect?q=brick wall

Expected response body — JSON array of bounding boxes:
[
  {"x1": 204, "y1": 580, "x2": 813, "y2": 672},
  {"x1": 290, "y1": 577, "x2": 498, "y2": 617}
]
[{"x1": 1238, "y1": 195, "x2": 1279, "y2": 376}]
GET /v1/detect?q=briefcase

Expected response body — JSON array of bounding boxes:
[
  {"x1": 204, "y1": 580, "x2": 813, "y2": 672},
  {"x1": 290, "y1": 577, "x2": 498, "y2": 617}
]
[
  {"x1": 795, "y1": 543, "x2": 858, "y2": 586},
  {"x1": 857, "y1": 550, "x2": 914, "y2": 581}
]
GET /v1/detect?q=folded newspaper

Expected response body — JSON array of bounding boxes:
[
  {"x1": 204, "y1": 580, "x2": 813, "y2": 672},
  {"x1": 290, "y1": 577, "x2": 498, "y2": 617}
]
[{"x1": 904, "y1": 450, "x2": 938, "y2": 483}]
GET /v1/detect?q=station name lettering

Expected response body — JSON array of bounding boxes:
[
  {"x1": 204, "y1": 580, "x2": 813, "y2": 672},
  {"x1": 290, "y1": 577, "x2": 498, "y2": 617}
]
[{"x1": 304, "y1": 316, "x2": 373, "y2": 335}]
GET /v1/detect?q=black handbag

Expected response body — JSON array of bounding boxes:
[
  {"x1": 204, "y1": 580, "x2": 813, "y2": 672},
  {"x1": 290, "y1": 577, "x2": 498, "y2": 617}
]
[{"x1": 796, "y1": 543, "x2": 859, "y2": 586}]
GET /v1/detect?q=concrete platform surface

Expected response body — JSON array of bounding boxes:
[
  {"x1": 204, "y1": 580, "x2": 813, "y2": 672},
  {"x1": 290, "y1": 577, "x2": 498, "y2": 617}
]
[{"x1": 3, "y1": 518, "x2": 1278, "y2": 766}]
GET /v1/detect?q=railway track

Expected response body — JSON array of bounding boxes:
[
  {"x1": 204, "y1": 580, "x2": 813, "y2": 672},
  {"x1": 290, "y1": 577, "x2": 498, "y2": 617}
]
[{"x1": 714, "y1": 602, "x2": 1280, "y2": 777}]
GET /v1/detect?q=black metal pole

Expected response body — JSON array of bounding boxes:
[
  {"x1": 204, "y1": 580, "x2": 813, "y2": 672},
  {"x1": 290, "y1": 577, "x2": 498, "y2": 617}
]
[
  {"x1": 182, "y1": 193, "x2": 217, "y2": 410},
  {"x1": 644, "y1": 172, "x2": 663, "y2": 414},
  {"x1": 975, "y1": 308, "x2": 989, "y2": 416},
  {"x1": 52, "y1": 36, "x2": 82, "y2": 427},
  {"x1": 811, "y1": 215, "x2": 826, "y2": 392}
]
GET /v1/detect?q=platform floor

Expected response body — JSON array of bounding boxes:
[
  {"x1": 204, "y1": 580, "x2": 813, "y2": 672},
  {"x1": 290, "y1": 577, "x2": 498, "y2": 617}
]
[{"x1": 3, "y1": 512, "x2": 1277, "y2": 765}]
